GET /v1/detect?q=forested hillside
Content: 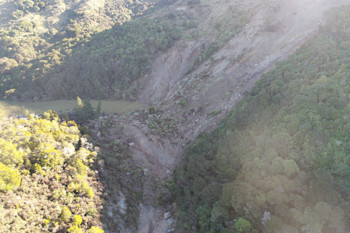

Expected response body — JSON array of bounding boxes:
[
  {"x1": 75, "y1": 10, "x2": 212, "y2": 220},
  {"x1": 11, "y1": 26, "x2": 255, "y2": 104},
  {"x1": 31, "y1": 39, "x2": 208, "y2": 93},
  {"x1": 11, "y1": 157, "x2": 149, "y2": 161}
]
[
  {"x1": 0, "y1": 0, "x2": 194, "y2": 100},
  {"x1": 173, "y1": 7, "x2": 350, "y2": 233},
  {"x1": 0, "y1": 0, "x2": 250, "y2": 101},
  {"x1": 0, "y1": 0, "x2": 170, "y2": 100},
  {"x1": 0, "y1": 110, "x2": 104, "y2": 232},
  {"x1": 2, "y1": 0, "x2": 350, "y2": 232}
]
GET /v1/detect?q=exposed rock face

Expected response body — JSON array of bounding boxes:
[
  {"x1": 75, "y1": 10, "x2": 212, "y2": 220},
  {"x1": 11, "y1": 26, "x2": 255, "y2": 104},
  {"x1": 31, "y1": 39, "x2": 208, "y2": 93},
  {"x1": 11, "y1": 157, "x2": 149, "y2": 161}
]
[{"x1": 137, "y1": 206, "x2": 174, "y2": 233}]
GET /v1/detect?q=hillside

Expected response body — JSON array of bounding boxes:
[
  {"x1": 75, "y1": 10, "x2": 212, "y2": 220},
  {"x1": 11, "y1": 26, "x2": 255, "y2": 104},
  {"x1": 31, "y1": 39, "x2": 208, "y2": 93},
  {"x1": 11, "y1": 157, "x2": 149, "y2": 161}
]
[
  {"x1": 0, "y1": 0, "x2": 159, "y2": 100},
  {"x1": 174, "y1": 7, "x2": 350, "y2": 233},
  {"x1": 0, "y1": 0, "x2": 252, "y2": 101},
  {"x1": 2, "y1": 0, "x2": 350, "y2": 233},
  {"x1": 0, "y1": 110, "x2": 104, "y2": 232}
]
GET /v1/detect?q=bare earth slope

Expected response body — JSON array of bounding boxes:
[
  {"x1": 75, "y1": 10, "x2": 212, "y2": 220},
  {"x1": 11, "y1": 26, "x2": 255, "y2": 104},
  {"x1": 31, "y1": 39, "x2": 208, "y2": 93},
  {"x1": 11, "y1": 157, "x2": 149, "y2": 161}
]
[
  {"x1": 86, "y1": 0, "x2": 350, "y2": 232},
  {"x1": 122, "y1": 1, "x2": 350, "y2": 232},
  {"x1": 139, "y1": 0, "x2": 350, "y2": 139}
]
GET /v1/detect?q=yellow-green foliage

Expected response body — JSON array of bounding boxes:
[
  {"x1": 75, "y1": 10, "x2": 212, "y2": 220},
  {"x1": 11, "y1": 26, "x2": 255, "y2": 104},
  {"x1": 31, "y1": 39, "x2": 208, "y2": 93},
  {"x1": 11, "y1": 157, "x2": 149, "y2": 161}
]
[
  {"x1": 0, "y1": 113, "x2": 103, "y2": 232},
  {"x1": 75, "y1": 147, "x2": 92, "y2": 162},
  {"x1": 60, "y1": 206, "x2": 72, "y2": 221},
  {"x1": 73, "y1": 158, "x2": 88, "y2": 176},
  {"x1": 33, "y1": 163, "x2": 42, "y2": 172},
  {"x1": 43, "y1": 218, "x2": 50, "y2": 226},
  {"x1": 72, "y1": 215, "x2": 82, "y2": 225},
  {"x1": 81, "y1": 182, "x2": 95, "y2": 199},
  {"x1": 0, "y1": 162, "x2": 21, "y2": 191},
  {"x1": 35, "y1": 143, "x2": 64, "y2": 168},
  {"x1": 88, "y1": 226, "x2": 104, "y2": 233},
  {"x1": 52, "y1": 189, "x2": 66, "y2": 201},
  {"x1": 67, "y1": 180, "x2": 95, "y2": 199},
  {"x1": 234, "y1": 217, "x2": 253, "y2": 233},
  {"x1": 67, "y1": 225, "x2": 84, "y2": 233},
  {"x1": 55, "y1": 173, "x2": 60, "y2": 181},
  {"x1": 0, "y1": 138, "x2": 23, "y2": 167}
]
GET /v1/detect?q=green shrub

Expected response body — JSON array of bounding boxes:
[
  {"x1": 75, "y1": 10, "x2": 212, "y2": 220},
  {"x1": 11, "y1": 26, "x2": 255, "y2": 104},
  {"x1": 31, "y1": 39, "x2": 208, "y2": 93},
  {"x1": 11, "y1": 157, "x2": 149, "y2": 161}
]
[
  {"x1": 0, "y1": 109, "x2": 102, "y2": 231},
  {"x1": 0, "y1": 138, "x2": 23, "y2": 167},
  {"x1": 179, "y1": 99, "x2": 186, "y2": 107},
  {"x1": 234, "y1": 218, "x2": 252, "y2": 233},
  {"x1": 73, "y1": 158, "x2": 87, "y2": 176},
  {"x1": 81, "y1": 182, "x2": 94, "y2": 198},
  {"x1": 72, "y1": 215, "x2": 82, "y2": 225},
  {"x1": 60, "y1": 206, "x2": 72, "y2": 222},
  {"x1": 0, "y1": 162, "x2": 21, "y2": 191},
  {"x1": 88, "y1": 226, "x2": 104, "y2": 233},
  {"x1": 35, "y1": 143, "x2": 64, "y2": 168},
  {"x1": 67, "y1": 225, "x2": 83, "y2": 233},
  {"x1": 52, "y1": 189, "x2": 66, "y2": 201},
  {"x1": 33, "y1": 163, "x2": 42, "y2": 173}
]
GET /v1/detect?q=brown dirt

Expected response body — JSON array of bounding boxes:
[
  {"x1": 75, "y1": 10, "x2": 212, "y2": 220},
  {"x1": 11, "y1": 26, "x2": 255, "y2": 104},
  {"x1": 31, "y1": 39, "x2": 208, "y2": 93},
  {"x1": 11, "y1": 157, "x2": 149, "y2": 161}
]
[{"x1": 138, "y1": 0, "x2": 350, "y2": 141}]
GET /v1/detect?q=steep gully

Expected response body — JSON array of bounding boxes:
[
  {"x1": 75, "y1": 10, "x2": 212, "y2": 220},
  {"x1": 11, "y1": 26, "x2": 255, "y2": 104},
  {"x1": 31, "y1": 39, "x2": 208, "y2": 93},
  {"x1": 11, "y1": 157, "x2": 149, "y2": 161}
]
[{"x1": 103, "y1": 0, "x2": 350, "y2": 232}]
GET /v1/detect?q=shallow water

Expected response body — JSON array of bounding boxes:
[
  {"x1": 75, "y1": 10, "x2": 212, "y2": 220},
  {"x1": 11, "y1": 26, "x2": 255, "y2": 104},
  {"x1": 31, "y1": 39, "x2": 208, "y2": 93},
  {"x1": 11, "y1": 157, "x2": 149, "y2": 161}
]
[{"x1": 0, "y1": 100, "x2": 146, "y2": 116}]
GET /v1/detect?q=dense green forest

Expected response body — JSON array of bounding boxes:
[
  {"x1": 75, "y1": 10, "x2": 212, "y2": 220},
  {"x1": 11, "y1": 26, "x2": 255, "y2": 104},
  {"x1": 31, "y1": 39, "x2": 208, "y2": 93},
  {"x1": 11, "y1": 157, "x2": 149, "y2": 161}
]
[
  {"x1": 0, "y1": 0, "x2": 194, "y2": 100},
  {"x1": 173, "y1": 7, "x2": 350, "y2": 233}
]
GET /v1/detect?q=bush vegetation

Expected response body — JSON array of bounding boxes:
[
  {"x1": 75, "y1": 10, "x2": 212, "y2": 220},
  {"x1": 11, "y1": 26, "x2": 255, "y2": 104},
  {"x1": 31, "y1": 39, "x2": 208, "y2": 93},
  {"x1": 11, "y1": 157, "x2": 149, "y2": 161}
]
[
  {"x1": 173, "y1": 7, "x2": 350, "y2": 233},
  {"x1": 10, "y1": 0, "x2": 48, "y2": 13},
  {"x1": 0, "y1": 0, "x2": 193, "y2": 101},
  {"x1": 0, "y1": 110, "x2": 104, "y2": 232},
  {"x1": 70, "y1": 97, "x2": 101, "y2": 124}
]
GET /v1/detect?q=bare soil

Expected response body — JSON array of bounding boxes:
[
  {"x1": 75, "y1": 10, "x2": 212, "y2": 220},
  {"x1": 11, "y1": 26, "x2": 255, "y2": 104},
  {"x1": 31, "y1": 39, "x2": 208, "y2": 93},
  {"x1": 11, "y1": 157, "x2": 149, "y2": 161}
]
[{"x1": 140, "y1": 0, "x2": 350, "y2": 141}]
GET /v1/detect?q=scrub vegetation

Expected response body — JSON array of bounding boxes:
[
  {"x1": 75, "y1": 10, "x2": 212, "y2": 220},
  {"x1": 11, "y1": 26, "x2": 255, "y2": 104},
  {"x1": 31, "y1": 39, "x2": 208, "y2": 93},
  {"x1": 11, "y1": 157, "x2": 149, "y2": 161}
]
[
  {"x1": 0, "y1": 0, "x2": 193, "y2": 100},
  {"x1": 1, "y1": 0, "x2": 350, "y2": 232},
  {"x1": 0, "y1": 110, "x2": 104, "y2": 232}
]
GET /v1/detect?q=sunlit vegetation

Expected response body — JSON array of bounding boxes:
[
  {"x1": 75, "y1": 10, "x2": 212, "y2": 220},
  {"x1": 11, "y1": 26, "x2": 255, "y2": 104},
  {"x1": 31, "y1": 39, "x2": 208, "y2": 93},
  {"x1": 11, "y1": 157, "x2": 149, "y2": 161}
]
[
  {"x1": 0, "y1": 110, "x2": 104, "y2": 232},
  {"x1": 173, "y1": 7, "x2": 350, "y2": 233},
  {"x1": 0, "y1": 0, "x2": 250, "y2": 101},
  {"x1": 32, "y1": 16, "x2": 194, "y2": 100},
  {"x1": 10, "y1": 0, "x2": 48, "y2": 13},
  {"x1": 0, "y1": 0, "x2": 194, "y2": 100},
  {"x1": 71, "y1": 97, "x2": 101, "y2": 124}
]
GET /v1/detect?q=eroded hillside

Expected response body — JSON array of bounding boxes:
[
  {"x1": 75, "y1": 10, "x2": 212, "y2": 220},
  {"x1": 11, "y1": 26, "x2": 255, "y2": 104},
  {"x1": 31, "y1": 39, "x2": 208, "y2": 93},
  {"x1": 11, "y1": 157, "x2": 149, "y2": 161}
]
[
  {"x1": 89, "y1": 0, "x2": 350, "y2": 232},
  {"x1": 139, "y1": 0, "x2": 350, "y2": 139},
  {"x1": 174, "y1": 6, "x2": 350, "y2": 231},
  {"x1": 2, "y1": 0, "x2": 350, "y2": 233}
]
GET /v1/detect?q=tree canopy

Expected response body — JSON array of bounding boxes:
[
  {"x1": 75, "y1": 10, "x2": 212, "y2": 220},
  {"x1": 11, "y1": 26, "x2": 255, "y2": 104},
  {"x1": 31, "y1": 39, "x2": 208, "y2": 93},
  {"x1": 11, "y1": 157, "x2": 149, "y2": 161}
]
[
  {"x1": 173, "y1": 7, "x2": 350, "y2": 233},
  {"x1": 0, "y1": 111, "x2": 103, "y2": 232}
]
